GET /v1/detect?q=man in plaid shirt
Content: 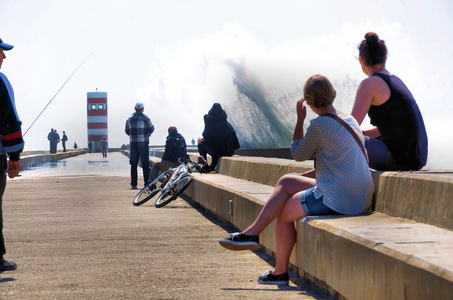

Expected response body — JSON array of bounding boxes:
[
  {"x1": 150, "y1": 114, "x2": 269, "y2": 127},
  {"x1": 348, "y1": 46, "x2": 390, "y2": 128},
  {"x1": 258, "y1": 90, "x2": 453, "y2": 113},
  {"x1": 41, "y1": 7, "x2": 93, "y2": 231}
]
[{"x1": 125, "y1": 102, "x2": 155, "y2": 189}]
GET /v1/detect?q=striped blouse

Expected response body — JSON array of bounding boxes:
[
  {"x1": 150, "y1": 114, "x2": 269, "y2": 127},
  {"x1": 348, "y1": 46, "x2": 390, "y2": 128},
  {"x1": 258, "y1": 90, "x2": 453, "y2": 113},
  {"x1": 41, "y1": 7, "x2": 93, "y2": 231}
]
[{"x1": 291, "y1": 114, "x2": 373, "y2": 215}]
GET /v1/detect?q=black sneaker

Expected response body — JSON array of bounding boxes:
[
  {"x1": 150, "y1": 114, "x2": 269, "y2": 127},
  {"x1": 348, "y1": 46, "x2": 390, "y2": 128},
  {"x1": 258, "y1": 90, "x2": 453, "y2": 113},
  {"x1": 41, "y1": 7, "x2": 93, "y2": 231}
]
[
  {"x1": 218, "y1": 232, "x2": 259, "y2": 251},
  {"x1": 0, "y1": 259, "x2": 17, "y2": 271},
  {"x1": 257, "y1": 269, "x2": 289, "y2": 285},
  {"x1": 201, "y1": 165, "x2": 210, "y2": 173}
]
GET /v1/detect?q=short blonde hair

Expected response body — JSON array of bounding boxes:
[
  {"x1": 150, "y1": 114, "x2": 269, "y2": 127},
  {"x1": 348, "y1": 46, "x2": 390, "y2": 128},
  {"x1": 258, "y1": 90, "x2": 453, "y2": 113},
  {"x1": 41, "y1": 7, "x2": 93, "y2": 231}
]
[{"x1": 303, "y1": 74, "x2": 336, "y2": 108}]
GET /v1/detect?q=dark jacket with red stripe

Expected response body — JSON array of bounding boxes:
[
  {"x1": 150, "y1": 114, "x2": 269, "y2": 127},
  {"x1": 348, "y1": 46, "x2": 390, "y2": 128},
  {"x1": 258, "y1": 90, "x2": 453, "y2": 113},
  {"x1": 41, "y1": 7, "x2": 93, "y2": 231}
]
[{"x1": 0, "y1": 72, "x2": 24, "y2": 161}]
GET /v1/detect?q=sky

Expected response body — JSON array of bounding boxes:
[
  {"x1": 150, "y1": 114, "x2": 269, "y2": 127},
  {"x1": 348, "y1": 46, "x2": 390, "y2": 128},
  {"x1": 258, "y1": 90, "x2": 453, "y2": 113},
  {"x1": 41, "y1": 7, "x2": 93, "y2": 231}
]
[{"x1": 1, "y1": 0, "x2": 452, "y2": 169}]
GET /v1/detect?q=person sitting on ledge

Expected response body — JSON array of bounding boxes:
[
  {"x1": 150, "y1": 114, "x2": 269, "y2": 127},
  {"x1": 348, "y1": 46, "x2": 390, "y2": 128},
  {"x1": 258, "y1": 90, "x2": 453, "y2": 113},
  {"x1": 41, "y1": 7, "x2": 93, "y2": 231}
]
[
  {"x1": 198, "y1": 103, "x2": 240, "y2": 173},
  {"x1": 219, "y1": 74, "x2": 374, "y2": 285},
  {"x1": 351, "y1": 32, "x2": 428, "y2": 171},
  {"x1": 149, "y1": 126, "x2": 187, "y2": 183}
]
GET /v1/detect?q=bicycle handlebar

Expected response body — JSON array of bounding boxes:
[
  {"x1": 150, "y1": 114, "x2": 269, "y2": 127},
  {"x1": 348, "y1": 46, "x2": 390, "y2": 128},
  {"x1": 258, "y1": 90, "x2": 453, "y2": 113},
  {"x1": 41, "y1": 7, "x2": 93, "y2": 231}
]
[{"x1": 173, "y1": 156, "x2": 207, "y2": 174}]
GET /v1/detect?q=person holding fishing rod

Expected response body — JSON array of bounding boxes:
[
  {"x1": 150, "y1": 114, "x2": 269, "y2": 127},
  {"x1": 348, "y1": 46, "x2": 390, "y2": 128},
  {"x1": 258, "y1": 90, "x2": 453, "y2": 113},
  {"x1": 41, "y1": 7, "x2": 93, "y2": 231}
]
[{"x1": 0, "y1": 37, "x2": 24, "y2": 271}]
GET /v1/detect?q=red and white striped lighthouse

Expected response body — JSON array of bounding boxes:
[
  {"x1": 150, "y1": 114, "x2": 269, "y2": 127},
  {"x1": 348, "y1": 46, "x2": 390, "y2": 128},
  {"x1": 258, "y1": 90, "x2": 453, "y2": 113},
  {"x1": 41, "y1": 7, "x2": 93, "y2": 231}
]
[{"x1": 87, "y1": 91, "x2": 108, "y2": 152}]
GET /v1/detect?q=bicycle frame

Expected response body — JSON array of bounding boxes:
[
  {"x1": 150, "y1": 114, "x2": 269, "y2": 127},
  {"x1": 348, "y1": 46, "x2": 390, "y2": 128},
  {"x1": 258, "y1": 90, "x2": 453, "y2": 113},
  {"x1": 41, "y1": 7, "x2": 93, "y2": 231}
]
[
  {"x1": 162, "y1": 161, "x2": 190, "y2": 191},
  {"x1": 149, "y1": 170, "x2": 171, "y2": 189}
]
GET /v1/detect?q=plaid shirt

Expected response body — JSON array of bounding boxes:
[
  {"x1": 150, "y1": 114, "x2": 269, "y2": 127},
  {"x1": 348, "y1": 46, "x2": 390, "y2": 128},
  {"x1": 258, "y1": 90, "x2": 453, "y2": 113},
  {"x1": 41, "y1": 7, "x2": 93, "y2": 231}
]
[{"x1": 125, "y1": 112, "x2": 154, "y2": 148}]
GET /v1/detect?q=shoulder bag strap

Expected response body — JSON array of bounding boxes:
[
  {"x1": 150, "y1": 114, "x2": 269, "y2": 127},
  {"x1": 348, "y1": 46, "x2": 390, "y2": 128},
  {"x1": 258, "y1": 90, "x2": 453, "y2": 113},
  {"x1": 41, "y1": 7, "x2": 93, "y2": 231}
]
[{"x1": 323, "y1": 113, "x2": 368, "y2": 163}]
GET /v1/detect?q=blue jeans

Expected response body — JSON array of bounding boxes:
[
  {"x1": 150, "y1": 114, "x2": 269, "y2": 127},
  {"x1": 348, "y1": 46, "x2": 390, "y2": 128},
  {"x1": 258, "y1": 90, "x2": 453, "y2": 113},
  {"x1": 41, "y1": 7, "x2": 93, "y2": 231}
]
[
  {"x1": 149, "y1": 160, "x2": 178, "y2": 183},
  {"x1": 198, "y1": 141, "x2": 235, "y2": 168},
  {"x1": 365, "y1": 137, "x2": 403, "y2": 171},
  {"x1": 129, "y1": 146, "x2": 150, "y2": 187}
]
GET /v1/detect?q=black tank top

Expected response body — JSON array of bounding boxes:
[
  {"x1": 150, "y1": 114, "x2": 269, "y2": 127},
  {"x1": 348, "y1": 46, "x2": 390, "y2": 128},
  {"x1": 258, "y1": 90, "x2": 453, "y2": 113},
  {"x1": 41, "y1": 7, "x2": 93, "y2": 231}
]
[{"x1": 368, "y1": 73, "x2": 428, "y2": 170}]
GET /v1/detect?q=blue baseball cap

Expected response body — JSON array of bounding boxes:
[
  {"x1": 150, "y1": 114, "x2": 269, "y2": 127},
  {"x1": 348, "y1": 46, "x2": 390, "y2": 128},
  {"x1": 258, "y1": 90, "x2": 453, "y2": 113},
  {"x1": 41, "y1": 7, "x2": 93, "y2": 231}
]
[{"x1": 0, "y1": 38, "x2": 14, "y2": 51}]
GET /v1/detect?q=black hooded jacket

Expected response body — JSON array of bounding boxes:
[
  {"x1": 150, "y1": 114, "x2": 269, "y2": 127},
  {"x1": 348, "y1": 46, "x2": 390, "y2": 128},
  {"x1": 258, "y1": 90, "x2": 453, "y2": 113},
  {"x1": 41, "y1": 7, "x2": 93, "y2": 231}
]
[{"x1": 202, "y1": 103, "x2": 240, "y2": 154}]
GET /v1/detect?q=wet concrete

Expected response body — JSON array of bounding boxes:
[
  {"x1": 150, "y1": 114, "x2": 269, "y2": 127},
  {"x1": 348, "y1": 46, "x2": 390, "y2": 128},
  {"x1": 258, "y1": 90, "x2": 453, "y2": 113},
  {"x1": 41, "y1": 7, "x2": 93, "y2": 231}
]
[{"x1": 0, "y1": 152, "x2": 329, "y2": 299}]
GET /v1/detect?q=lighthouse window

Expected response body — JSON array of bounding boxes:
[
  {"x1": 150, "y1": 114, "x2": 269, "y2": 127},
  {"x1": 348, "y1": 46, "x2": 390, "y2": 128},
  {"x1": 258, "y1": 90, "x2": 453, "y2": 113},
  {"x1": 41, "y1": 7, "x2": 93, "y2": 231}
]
[
  {"x1": 98, "y1": 104, "x2": 106, "y2": 110},
  {"x1": 89, "y1": 104, "x2": 97, "y2": 110}
]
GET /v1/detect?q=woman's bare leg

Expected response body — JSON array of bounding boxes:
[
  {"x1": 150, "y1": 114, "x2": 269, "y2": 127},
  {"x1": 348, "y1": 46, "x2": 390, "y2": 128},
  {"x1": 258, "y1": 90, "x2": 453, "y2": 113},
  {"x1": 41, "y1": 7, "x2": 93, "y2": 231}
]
[
  {"x1": 273, "y1": 192, "x2": 306, "y2": 274},
  {"x1": 242, "y1": 174, "x2": 314, "y2": 236}
]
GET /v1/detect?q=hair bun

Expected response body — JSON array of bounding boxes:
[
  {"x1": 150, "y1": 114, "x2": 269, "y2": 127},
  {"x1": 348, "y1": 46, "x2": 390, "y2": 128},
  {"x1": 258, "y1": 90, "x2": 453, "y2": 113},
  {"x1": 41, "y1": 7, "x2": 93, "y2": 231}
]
[
  {"x1": 358, "y1": 32, "x2": 387, "y2": 66},
  {"x1": 365, "y1": 32, "x2": 379, "y2": 45}
]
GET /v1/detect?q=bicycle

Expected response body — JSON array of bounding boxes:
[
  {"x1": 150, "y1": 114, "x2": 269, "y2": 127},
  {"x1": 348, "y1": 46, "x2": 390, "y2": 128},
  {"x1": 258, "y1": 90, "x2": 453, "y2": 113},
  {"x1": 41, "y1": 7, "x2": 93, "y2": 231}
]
[{"x1": 132, "y1": 156, "x2": 207, "y2": 207}]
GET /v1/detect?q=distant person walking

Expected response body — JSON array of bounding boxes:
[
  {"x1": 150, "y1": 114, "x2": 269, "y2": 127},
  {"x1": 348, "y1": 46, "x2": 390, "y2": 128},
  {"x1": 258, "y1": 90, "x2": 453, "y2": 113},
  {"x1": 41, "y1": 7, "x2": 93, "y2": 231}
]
[
  {"x1": 0, "y1": 37, "x2": 24, "y2": 271},
  {"x1": 88, "y1": 141, "x2": 92, "y2": 153},
  {"x1": 198, "y1": 103, "x2": 240, "y2": 172},
  {"x1": 125, "y1": 102, "x2": 155, "y2": 189},
  {"x1": 47, "y1": 128, "x2": 58, "y2": 154},
  {"x1": 100, "y1": 137, "x2": 108, "y2": 158},
  {"x1": 62, "y1": 131, "x2": 68, "y2": 152}
]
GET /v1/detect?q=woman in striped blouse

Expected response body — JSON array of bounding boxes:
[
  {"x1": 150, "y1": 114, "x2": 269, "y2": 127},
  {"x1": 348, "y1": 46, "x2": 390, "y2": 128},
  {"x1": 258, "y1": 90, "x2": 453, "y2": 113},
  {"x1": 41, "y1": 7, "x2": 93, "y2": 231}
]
[{"x1": 219, "y1": 74, "x2": 374, "y2": 285}]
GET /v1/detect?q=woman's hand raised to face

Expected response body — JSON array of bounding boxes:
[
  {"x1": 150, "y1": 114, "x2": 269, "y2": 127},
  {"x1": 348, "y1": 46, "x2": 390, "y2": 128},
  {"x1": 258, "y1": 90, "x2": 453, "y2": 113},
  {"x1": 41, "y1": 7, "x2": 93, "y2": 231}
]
[{"x1": 296, "y1": 98, "x2": 307, "y2": 121}]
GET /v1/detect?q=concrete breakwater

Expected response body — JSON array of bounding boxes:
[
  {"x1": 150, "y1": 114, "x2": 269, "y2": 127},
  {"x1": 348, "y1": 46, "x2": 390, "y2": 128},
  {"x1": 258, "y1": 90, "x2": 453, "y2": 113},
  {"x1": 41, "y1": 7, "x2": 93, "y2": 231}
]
[
  {"x1": 22, "y1": 148, "x2": 453, "y2": 298},
  {"x1": 19, "y1": 149, "x2": 87, "y2": 170}
]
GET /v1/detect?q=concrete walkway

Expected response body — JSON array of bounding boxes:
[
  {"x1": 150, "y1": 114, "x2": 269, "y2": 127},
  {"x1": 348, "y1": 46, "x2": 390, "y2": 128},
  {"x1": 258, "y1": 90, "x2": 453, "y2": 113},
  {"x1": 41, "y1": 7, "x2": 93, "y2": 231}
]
[{"x1": 0, "y1": 153, "x2": 328, "y2": 299}]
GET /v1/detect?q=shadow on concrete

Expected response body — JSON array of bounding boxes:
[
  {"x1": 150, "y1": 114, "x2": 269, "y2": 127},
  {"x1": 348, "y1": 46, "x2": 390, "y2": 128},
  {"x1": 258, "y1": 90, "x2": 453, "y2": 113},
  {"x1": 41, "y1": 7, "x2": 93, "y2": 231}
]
[
  {"x1": 182, "y1": 195, "x2": 331, "y2": 299},
  {"x1": 0, "y1": 277, "x2": 16, "y2": 283}
]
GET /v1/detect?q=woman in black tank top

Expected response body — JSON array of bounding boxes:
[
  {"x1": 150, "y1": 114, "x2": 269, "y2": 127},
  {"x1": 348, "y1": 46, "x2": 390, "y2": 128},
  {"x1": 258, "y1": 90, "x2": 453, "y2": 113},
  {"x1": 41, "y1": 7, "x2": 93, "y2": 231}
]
[{"x1": 351, "y1": 32, "x2": 428, "y2": 171}]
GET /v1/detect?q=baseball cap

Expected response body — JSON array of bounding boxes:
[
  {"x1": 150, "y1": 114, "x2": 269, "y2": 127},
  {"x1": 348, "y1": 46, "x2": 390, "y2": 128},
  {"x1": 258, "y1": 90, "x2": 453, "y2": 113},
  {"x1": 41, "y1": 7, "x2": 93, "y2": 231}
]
[
  {"x1": 135, "y1": 102, "x2": 144, "y2": 110},
  {"x1": 0, "y1": 38, "x2": 14, "y2": 51}
]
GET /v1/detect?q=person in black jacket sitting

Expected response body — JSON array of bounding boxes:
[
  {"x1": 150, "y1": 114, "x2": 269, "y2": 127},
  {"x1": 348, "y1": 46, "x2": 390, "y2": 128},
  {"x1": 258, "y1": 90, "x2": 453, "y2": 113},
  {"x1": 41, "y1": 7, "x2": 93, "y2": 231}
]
[
  {"x1": 149, "y1": 126, "x2": 187, "y2": 182},
  {"x1": 198, "y1": 103, "x2": 240, "y2": 172}
]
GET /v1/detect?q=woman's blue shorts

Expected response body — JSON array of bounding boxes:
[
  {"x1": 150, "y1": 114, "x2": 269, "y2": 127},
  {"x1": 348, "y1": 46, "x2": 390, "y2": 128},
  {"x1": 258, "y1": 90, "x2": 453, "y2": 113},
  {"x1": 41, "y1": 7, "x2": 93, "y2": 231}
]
[{"x1": 300, "y1": 187, "x2": 338, "y2": 215}]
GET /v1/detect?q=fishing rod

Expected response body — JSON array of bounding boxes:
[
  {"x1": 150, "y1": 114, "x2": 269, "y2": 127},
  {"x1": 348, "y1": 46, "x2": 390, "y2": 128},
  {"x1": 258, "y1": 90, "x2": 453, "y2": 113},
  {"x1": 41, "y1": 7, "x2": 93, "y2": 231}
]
[
  {"x1": 23, "y1": 50, "x2": 95, "y2": 137},
  {"x1": 73, "y1": 128, "x2": 88, "y2": 145}
]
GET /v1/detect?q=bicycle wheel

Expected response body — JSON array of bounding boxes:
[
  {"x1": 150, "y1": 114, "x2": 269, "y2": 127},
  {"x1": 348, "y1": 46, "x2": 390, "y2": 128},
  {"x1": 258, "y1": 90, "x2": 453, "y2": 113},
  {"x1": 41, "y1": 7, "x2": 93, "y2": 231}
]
[
  {"x1": 172, "y1": 176, "x2": 193, "y2": 199},
  {"x1": 155, "y1": 176, "x2": 193, "y2": 208},
  {"x1": 133, "y1": 177, "x2": 168, "y2": 206}
]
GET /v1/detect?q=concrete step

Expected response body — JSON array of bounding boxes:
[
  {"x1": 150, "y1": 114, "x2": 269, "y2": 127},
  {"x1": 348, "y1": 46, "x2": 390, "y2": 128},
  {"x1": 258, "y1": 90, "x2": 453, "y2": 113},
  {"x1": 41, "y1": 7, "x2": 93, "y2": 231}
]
[
  {"x1": 218, "y1": 156, "x2": 453, "y2": 231},
  {"x1": 218, "y1": 155, "x2": 313, "y2": 186},
  {"x1": 373, "y1": 170, "x2": 453, "y2": 231},
  {"x1": 184, "y1": 159, "x2": 453, "y2": 299}
]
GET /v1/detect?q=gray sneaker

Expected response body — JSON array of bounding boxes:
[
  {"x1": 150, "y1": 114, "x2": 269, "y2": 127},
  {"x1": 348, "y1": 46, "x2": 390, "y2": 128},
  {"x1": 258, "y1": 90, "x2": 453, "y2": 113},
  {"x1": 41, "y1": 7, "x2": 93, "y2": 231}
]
[{"x1": 218, "y1": 232, "x2": 259, "y2": 251}]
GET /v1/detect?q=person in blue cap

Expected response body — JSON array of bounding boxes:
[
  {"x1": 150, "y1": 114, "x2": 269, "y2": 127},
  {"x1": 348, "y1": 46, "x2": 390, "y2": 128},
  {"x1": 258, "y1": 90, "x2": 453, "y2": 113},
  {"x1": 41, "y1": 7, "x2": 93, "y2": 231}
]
[{"x1": 0, "y1": 37, "x2": 24, "y2": 271}]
